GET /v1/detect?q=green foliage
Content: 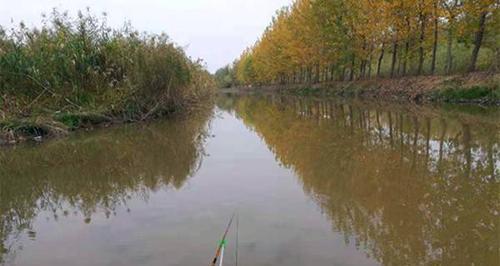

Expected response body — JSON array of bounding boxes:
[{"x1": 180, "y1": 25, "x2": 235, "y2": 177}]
[
  {"x1": 435, "y1": 85, "x2": 500, "y2": 102},
  {"x1": 214, "y1": 65, "x2": 237, "y2": 88},
  {"x1": 54, "y1": 112, "x2": 111, "y2": 129},
  {"x1": 0, "y1": 9, "x2": 215, "y2": 125}
]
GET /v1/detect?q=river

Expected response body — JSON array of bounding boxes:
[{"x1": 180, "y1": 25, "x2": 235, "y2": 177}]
[{"x1": 0, "y1": 93, "x2": 498, "y2": 266}]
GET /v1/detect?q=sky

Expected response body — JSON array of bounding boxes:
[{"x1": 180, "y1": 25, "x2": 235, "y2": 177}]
[{"x1": 0, "y1": 0, "x2": 292, "y2": 73}]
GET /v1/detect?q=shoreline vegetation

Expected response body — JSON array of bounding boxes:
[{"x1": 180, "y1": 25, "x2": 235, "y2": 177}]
[
  {"x1": 0, "y1": 9, "x2": 215, "y2": 145},
  {"x1": 224, "y1": 72, "x2": 500, "y2": 104},
  {"x1": 215, "y1": 0, "x2": 499, "y2": 103}
]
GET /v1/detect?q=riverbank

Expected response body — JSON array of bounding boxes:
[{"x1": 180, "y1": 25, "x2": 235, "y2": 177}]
[
  {"x1": 0, "y1": 99, "x2": 214, "y2": 145},
  {"x1": 229, "y1": 72, "x2": 499, "y2": 105}
]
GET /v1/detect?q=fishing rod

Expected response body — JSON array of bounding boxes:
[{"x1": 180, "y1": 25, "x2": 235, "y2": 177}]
[{"x1": 210, "y1": 213, "x2": 236, "y2": 266}]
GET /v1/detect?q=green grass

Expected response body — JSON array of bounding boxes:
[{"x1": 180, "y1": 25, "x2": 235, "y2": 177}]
[
  {"x1": 54, "y1": 112, "x2": 111, "y2": 129},
  {"x1": 433, "y1": 86, "x2": 500, "y2": 102}
]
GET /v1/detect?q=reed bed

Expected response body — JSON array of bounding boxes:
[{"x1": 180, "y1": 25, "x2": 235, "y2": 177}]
[{"x1": 0, "y1": 9, "x2": 215, "y2": 142}]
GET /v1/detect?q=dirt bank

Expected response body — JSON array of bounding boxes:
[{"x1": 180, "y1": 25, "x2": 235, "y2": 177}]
[{"x1": 229, "y1": 72, "x2": 500, "y2": 105}]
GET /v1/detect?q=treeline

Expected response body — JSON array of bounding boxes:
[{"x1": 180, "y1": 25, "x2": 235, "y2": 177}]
[
  {"x1": 0, "y1": 9, "x2": 215, "y2": 139},
  {"x1": 222, "y1": 0, "x2": 499, "y2": 86}
]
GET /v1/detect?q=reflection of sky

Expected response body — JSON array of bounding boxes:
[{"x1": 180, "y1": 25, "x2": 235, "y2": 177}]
[
  {"x1": 7, "y1": 110, "x2": 376, "y2": 266},
  {"x1": 0, "y1": 0, "x2": 293, "y2": 72},
  {"x1": 2, "y1": 96, "x2": 498, "y2": 265}
]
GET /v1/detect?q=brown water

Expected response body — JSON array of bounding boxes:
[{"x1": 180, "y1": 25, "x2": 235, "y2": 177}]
[{"x1": 0, "y1": 93, "x2": 499, "y2": 266}]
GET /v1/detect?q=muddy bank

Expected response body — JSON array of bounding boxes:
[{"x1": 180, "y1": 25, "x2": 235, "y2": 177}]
[
  {"x1": 229, "y1": 72, "x2": 500, "y2": 105},
  {"x1": 0, "y1": 102, "x2": 213, "y2": 146}
]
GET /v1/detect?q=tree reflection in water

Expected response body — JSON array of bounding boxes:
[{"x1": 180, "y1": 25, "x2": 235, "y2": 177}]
[
  {"x1": 0, "y1": 110, "x2": 213, "y2": 264},
  {"x1": 219, "y1": 93, "x2": 499, "y2": 266}
]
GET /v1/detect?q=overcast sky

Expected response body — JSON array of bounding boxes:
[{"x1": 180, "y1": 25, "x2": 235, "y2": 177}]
[{"x1": 0, "y1": 0, "x2": 292, "y2": 72}]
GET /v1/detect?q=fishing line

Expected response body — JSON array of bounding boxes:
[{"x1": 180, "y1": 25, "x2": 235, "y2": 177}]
[{"x1": 235, "y1": 213, "x2": 239, "y2": 266}]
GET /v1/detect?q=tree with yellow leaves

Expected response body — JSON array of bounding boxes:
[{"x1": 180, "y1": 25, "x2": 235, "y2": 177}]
[{"x1": 225, "y1": 0, "x2": 498, "y2": 86}]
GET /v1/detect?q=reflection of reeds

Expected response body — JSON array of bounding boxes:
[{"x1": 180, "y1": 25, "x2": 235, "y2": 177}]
[
  {"x1": 0, "y1": 107, "x2": 213, "y2": 263},
  {"x1": 223, "y1": 94, "x2": 499, "y2": 266}
]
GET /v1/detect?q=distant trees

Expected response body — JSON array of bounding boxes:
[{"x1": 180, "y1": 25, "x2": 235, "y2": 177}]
[
  {"x1": 230, "y1": 0, "x2": 499, "y2": 86},
  {"x1": 214, "y1": 65, "x2": 237, "y2": 88}
]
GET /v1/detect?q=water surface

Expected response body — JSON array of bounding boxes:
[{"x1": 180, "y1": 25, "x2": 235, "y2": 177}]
[{"x1": 1, "y1": 94, "x2": 498, "y2": 266}]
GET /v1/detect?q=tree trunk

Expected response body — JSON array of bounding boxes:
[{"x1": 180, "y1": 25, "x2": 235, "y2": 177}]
[
  {"x1": 315, "y1": 64, "x2": 320, "y2": 83},
  {"x1": 402, "y1": 18, "x2": 411, "y2": 76},
  {"x1": 468, "y1": 11, "x2": 488, "y2": 72},
  {"x1": 430, "y1": 3, "x2": 438, "y2": 75},
  {"x1": 377, "y1": 43, "x2": 385, "y2": 77},
  {"x1": 397, "y1": 48, "x2": 402, "y2": 76},
  {"x1": 350, "y1": 55, "x2": 356, "y2": 81},
  {"x1": 330, "y1": 64, "x2": 335, "y2": 81},
  {"x1": 390, "y1": 41, "x2": 398, "y2": 78},
  {"x1": 360, "y1": 42, "x2": 367, "y2": 79},
  {"x1": 402, "y1": 41, "x2": 409, "y2": 76},
  {"x1": 360, "y1": 59, "x2": 366, "y2": 79},
  {"x1": 446, "y1": 27, "x2": 453, "y2": 74},
  {"x1": 417, "y1": 12, "x2": 426, "y2": 75},
  {"x1": 367, "y1": 48, "x2": 373, "y2": 78},
  {"x1": 494, "y1": 46, "x2": 500, "y2": 72}
]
